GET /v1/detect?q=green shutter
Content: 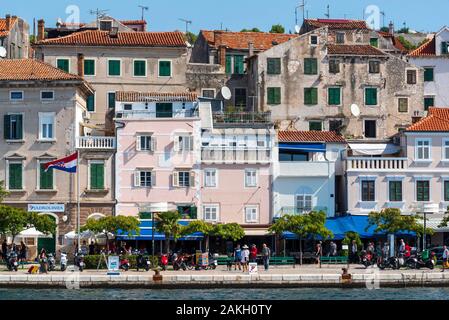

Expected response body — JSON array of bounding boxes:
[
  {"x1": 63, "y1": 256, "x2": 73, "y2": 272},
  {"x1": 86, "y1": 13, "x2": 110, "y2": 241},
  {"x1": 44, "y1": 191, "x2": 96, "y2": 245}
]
[
  {"x1": 87, "y1": 95, "x2": 95, "y2": 112},
  {"x1": 304, "y1": 88, "x2": 318, "y2": 105},
  {"x1": 108, "y1": 60, "x2": 121, "y2": 76},
  {"x1": 370, "y1": 38, "x2": 379, "y2": 48},
  {"x1": 15, "y1": 115, "x2": 23, "y2": 140},
  {"x1": 424, "y1": 68, "x2": 434, "y2": 82},
  {"x1": 304, "y1": 58, "x2": 318, "y2": 75},
  {"x1": 267, "y1": 58, "x2": 281, "y2": 75},
  {"x1": 328, "y1": 87, "x2": 341, "y2": 105},
  {"x1": 108, "y1": 92, "x2": 116, "y2": 109},
  {"x1": 57, "y1": 59, "x2": 69, "y2": 72},
  {"x1": 84, "y1": 60, "x2": 95, "y2": 76},
  {"x1": 134, "y1": 60, "x2": 146, "y2": 76},
  {"x1": 159, "y1": 61, "x2": 171, "y2": 77},
  {"x1": 91, "y1": 163, "x2": 104, "y2": 190},
  {"x1": 389, "y1": 181, "x2": 402, "y2": 202},
  {"x1": 4, "y1": 115, "x2": 11, "y2": 140},
  {"x1": 225, "y1": 55, "x2": 232, "y2": 74},
  {"x1": 156, "y1": 103, "x2": 173, "y2": 118},
  {"x1": 9, "y1": 163, "x2": 22, "y2": 190},
  {"x1": 40, "y1": 164, "x2": 53, "y2": 190},
  {"x1": 234, "y1": 55, "x2": 244, "y2": 74},
  {"x1": 424, "y1": 97, "x2": 434, "y2": 111},
  {"x1": 365, "y1": 88, "x2": 378, "y2": 105},
  {"x1": 267, "y1": 88, "x2": 281, "y2": 105},
  {"x1": 445, "y1": 181, "x2": 449, "y2": 202},
  {"x1": 309, "y1": 121, "x2": 322, "y2": 131}
]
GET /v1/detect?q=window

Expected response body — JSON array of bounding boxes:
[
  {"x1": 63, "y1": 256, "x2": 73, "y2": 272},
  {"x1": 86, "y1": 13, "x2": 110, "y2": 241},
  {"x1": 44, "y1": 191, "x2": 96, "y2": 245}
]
[
  {"x1": 133, "y1": 60, "x2": 147, "y2": 77},
  {"x1": 336, "y1": 32, "x2": 345, "y2": 44},
  {"x1": 245, "y1": 206, "x2": 258, "y2": 223},
  {"x1": 389, "y1": 181, "x2": 403, "y2": 202},
  {"x1": 124, "y1": 104, "x2": 133, "y2": 111},
  {"x1": 173, "y1": 171, "x2": 194, "y2": 188},
  {"x1": 8, "y1": 162, "x2": 22, "y2": 190},
  {"x1": 416, "y1": 180, "x2": 430, "y2": 202},
  {"x1": 155, "y1": 103, "x2": 173, "y2": 118},
  {"x1": 4, "y1": 114, "x2": 23, "y2": 140},
  {"x1": 279, "y1": 151, "x2": 308, "y2": 162},
  {"x1": 267, "y1": 58, "x2": 281, "y2": 74},
  {"x1": 201, "y1": 89, "x2": 216, "y2": 98},
  {"x1": 136, "y1": 135, "x2": 154, "y2": 151},
  {"x1": 309, "y1": 121, "x2": 322, "y2": 131},
  {"x1": 84, "y1": 59, "x2": 95, "y2": 76},
  {"x1": 304, "y1": 58, "x2": 318, "y2": 75},
  {"x1": 329, "y1": 120, "x2": 343, "y2": 134},
  {"x1": 442, "y1": 42, "x2": 449, "y2": 54},
  {"x1": 10, "y1": 91, "x2": 23, "y2": 101},
  {"x1": 175, "y1": 135, "x2": 194, "y2": 152},
  {"x1": 361, "y1": 180, "x2": 375, "y2": 202},
  {"x1": 233, "y1": 55, "x2": 244, "y2": 74},
  {"x1": 204, "y1": 169, "x2": 217, "y2": 188},
  {"x1": 329, "y1": 59, "x2": 340, "y2": 73},
  {"x1": 304, "y1": 88, "x2": 318, "y2": 105},
  {"x1": 108, "y1": 60, "x2": 121, "y2": 76},
  {"x1": 407, "y1": 69, "x2": 417, "y2": 84},
  {"x1": 398, "y1": 98, "x2": 408, "y2": 113},
  {"x1": 204, "y1": 205, "x2": 218, "y2": 222},
  {"x1": 245, "y1": 169, "x2": 257, "y2": 187},
  {"x1": 41, "y1": 91, "x2": 54, "y2": 100},
  {"x1": 328, "y1": 87, "x2": 341, "y2": 105},
  {"x1": 90, "y1": 162, "x2": 105, "y2": 190},
  {"x1": 267, "y1": 87, "x2": 281, "y2": 105},
  {"x1": 369, "y1": 60, "x2": 380, "y2": 73},
  {"x1": 39, "y1": 162, "x2": 53, "y2": 190},
  {"x1": 445, "y1": 181, "x2": 449, "y2": 202},
  {"x1": 443, "y1": 139, "x2": 449, "y2": 160},
  {"x1": 364, "y1": 120, "x2": 377, "y2": 138},
  {"x1": 39, "y1": 113, "x2": 55, "y2": 140},
  {"x1": 108, "y1": 92, "x2": 116, "y2": 109},
  {"x1": 370, "y1": 37, "x2": 379, "y2": 48},
  {"x1": 57, "y1": 59, "x2": 69, "y2": 72},
  {"x1": 134, "y1": 170, "x2": 154, "y2": 188},
  {"x1": 310, "y1": 35, "x2": 318, "y2": 45},
  {"x1": 424, "y1": 97, "x2": 435, "y2": 111},
  {"x1": 234, "y1": 88, "x2": 247, "y2": 107},
  {"x1": 416, "y1": 139, "x2": 431, "y2": 160},
  {"x1": 159, "y1": 60, "x2": 172, "y2": 77},
  {"x1": 365, "y1": 87, "x2": 378, "y2": 106},
  {"x1": 424, "y1": 67, "x2": 434, "y2": 82},
  {"x1": 99, "y1": 20, "x2": 112, "y2": 31},
  {"x1": 296, "y1": 195, "x2": 312, "y2": 213},
  {"x1": 86, "y1": 94, "x2": 95, "y2": 112}
]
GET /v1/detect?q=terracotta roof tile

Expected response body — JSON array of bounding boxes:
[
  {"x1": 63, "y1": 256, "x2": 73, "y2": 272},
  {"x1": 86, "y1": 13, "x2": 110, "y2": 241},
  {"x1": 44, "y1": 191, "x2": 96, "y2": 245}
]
[
  {"x1": 116, "y1": 91, "x2": 198, "y2": 102},
  {"x1": 304, "y1": 19, "x2": 369, "y2": 30},
  {"x1": 36, "y1": 30, "x2": 187, "y2": 47},
  {"x1": 408, "y1": 37, "x2": 436, "y2": 57},
  {"x1": 327, "y1": 44, "x2": 386, "y2": 56},
  {"x1": 201, "y1": 30, "x2": 297, "y2": 51},
  {"x1": 278, "y1": 131, "x2": 346, "y2": 143},
  {"x1": 120, "y1": 20, "x2": 147, "y2": 26},
  {"x1": 0, "y1": 59, "x2": 82, "y2": 81},
  {"x1": 0, "y1": 17, "x2": 18, "y2": 37},
  {"x1": 406, "y1": 108, "x2": 449, "y2": 132},
  {"x1": 377, "y1": 32, "x2": 409, "y2": 53}
]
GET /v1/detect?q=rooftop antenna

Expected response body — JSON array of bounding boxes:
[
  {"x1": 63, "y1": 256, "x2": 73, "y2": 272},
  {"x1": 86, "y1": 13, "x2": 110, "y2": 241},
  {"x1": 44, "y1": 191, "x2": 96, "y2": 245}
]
[
  {"x1": 89, "y1": 8, "x2": 109, "y2": 28},
  {"x1": 324, "y1": 4, "x2": 330, "y2": 18},
  {"x1": 179, "y1": 18, "x2": 192, "y2": 33},
  {"x1": 138, "y1": 5, "x2": 149, "y2": 21},
  {"x1": 380, "y1": 11, "x2": 385, "y2": 27}
]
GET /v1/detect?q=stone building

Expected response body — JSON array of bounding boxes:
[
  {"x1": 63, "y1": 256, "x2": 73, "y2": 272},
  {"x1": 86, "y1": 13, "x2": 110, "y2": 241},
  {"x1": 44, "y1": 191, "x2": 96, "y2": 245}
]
[{"x1": 0, "y1": 14, "x2": 30, "y2": 59}]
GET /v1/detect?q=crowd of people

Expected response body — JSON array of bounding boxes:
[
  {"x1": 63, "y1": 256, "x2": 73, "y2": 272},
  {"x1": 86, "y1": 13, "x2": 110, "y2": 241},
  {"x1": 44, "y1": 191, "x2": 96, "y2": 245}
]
[
  {"x1": 229, "y1": 243, "x2": 271, "y2": 272},
  {"x1": 1, "y1": 239, "x2": 28, "y2": 264}
]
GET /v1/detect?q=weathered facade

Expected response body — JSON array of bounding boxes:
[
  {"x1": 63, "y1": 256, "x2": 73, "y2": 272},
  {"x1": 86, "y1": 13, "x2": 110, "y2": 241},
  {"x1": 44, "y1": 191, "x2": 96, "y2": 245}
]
[{"x1": 0, "y1": 14, "x2": 30, "y2": 59}]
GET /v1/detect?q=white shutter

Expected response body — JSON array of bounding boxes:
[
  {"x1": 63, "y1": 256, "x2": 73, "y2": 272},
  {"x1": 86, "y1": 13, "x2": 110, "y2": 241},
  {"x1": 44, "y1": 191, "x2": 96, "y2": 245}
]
[
  {"x1": 189, "y1": 135, "x2": 194, "y2": 151},
  {"x1": 151, "y1": 136, "x2": 156, "y2": 152},
  {"x1": 172, "y1": 171, "x2": 179, "y2": 187},
  {"x1": 134, "y1": 171, "x2": 140, "y2": 187},
  {"x1": 190, "y1": 171, "x2": 196, "y2": 187},
  {"x1": 151, "y1": 171, "x2": 156, "y2": 187},
  {"x1": 136, "y1": 136, "x2": 141, "y2": 151},
  {"x1": 174, "y1": 136, "x2": 180, "y2": 152}
]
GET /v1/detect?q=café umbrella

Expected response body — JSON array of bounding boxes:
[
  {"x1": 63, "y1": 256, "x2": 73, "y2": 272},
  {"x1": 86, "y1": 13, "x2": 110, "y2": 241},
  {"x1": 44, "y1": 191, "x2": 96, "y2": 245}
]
[{"x1": 17, "y1": 228, "x2": 51, "y2": 239}]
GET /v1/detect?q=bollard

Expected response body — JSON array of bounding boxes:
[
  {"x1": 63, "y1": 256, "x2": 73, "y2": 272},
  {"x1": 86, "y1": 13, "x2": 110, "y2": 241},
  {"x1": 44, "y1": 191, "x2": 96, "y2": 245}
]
[{"x1": 341, "y1": 267, "x2": 352, "y2": 284}]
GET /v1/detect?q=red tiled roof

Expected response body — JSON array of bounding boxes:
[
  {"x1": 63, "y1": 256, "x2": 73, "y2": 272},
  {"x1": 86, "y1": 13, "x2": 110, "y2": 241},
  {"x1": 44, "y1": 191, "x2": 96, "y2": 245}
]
[
  {"x1": 0, "y1": 59, "x2": 82, "y2": 81},
  {"x1": 406, "y1": 108, "x2": 449, "y2": 132},
  {"x1": 57, "y1": 22, "x2": 86, "y2": 28},
  {"x1": 327, "y1": 44, "x2": 386, "y2": 56},
  {"x1": 120, "y1": 20, "x2": 147, "y2": 26},
  {"x1": 278, "y1": 131, "x2": 346, "y2": 143},
  {"x1": 200, "y1": 30, "x2": 297, "y2": 51},
  {"x1": 304, "y1": 19, "x2": 369, "y2": 30},
  {"x1": 408, "y1": 37, "x2": 436, "y2": 57},
  {"x1": 116, "y1": 91, "x2": 198, "y2": 102},
  {"x1": 377, "y1": 31, "x2": 409, "y2": 53},
  {"x1": 0, "y1": 17, "x2": 18, "y2": 37},
  {"x1": 36, "y1": 30, "x2": 187, "y2": 47}
]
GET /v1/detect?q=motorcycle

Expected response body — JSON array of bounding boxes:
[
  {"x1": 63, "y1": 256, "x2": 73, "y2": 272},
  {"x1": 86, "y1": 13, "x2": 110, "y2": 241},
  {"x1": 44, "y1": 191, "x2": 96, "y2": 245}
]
[
  {"x1": 361, "y1": 250, "x2": 375, "y2": 268},
  {"x1": 377, "y1": 256, "x2": 399, "y2": 270},
  {"x1": 415, "y1": 250, "x2": 436, "y2": 270},
  {"x1": 6, "y1": 251, "x2": 19, "y2": 272},
  {"x1": 47, "y1": 253, "x2": 56, "y2": 272},
  {"x1": 60, "y1": 252, "x2": 68, "y2": 272},
  {"x1": 160, "y1": 254, "x2": 169, "y2": 271},
  {"x1": 172, "y1": 253, "x2": 187, "y2": 271},
  {"x1": 135, "y1": 252, "x2": 151, "y2": 272},
  {"x1": 119, "y1": 256, "x2": 130, "y2": 271},
  {"x1": 74, "y1": 252, "x2": 85, "y2": 272},
  {"x1": 207, "y1": 253, "x2": 218, "y2": 270}
]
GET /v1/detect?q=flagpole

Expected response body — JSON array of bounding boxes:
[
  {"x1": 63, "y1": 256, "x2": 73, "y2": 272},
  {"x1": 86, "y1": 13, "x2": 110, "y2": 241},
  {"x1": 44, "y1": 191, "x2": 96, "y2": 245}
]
[{"x1": 77, "y1": 150, "x2": 81, "y2": 253}]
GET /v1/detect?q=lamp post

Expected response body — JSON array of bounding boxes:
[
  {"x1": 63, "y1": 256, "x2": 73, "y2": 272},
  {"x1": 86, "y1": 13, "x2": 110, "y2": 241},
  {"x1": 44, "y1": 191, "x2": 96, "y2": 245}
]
[{"x1": 152, "y1": 212, "x2": 156, "y2": 257}]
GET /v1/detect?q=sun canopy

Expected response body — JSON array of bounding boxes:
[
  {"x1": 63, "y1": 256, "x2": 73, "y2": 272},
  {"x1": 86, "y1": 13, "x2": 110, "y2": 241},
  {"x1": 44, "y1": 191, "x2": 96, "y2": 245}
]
[
  {"x1": 17, "y1": 228, "x2": 51, "y2": 239},
  {"x1": 349, "y1": 143, "x2": 401, "y2": 156},
  {"x1": 279, "y1": 143, "x2": 326, "y2": 153},
  {"x1": 116, "y1": 220, "x2": 204, "y2": 241}
]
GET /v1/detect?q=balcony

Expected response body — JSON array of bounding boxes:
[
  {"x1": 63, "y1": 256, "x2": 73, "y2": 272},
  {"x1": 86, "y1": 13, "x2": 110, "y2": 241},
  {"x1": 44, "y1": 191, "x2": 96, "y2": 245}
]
[
  {"x1": 115, "y1": 110, "x2": 199, "y2": 120},
  {"x1": 201, "y1": 147, "x2": 271, "y2": 164},
  {"x1": 346, "y1": 157, "x2": 408, "y2": 171},
  {"x1": 277, "y1": 206, "x2": 328, "y2": 217},
  {"x1": 278, "y1": 161, "x2": 333, "y2": 177},
  {"x1": 76, "y1": 136, "x2": 116, "y2": 150},
  {"x1": 212, "y1": 112, "x2": 272, "y2": 128}
]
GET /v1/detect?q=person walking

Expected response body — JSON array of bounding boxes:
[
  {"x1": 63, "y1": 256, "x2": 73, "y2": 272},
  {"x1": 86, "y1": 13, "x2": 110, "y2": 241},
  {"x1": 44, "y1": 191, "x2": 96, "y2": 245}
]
[
  {"x1": 241, "y1": 245, "x2": 250, "y2": 272},
  {"x1": 89, "y1": 241, "x2": 95, "y2": 255},
  {"x1": 233, "y1": 244, "x2": 242, "y2": 271},
  {"x1": 442, "y1": 245, "x2": 449, "y2": 272},
  {"x1": 19, "y1": 241, "x2": 27, "y2": 264},
  {"x1": 262, "y1": 244, "x2": 271, "y2": 271},
  {"x1": 350, "y1": 240, "x2": 358, "y2": 264},
  {"x1": 315, "y1": 241, "x2": 322, "y2": 264},
  {"x1": 329, "y1": 241, "x2": 337, "y2": 257},
  {"x1": 249, "y1": 244, "x2": 258, "y2": 263}
]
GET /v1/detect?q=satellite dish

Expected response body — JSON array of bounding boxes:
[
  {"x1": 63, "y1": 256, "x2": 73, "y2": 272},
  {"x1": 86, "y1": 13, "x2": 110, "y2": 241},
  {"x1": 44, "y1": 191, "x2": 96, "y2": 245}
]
[
  {"x1": 350, "y1": 104, "x2": 361, "y2": 118},
  {"x1": 294, "y1": 25, "x2": 301, "y2": 34},
  {"x1": 0, "y1": 47, "x2": 6, "y2": 58},
  {"x1": 221, "y1": 86, "x2": 232, "y2": 100}
]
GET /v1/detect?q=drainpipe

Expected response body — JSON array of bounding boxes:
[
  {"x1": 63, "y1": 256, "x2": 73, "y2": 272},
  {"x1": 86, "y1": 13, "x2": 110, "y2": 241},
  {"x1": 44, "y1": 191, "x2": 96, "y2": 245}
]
[{"x1": 114, "y1": 121, "x2": 126, "y2": 218}]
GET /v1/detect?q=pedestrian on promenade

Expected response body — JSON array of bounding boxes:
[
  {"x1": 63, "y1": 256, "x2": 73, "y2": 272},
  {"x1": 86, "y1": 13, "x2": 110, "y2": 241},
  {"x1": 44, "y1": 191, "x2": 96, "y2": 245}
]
[
  {"x1": 350, "y1": 240, "x2": 358, "y2": 264},
  {"x1": 233, "y1": 244, "x2": 242, "y2": 271},
  {"x1": 241, "y1": 245, "x2": 250, "y2": 272},
  {"x1": 398, "y1": 239, "x2": 406, "y2": 256},
  {"x1": 442, "y1": 246, "x2": 449, "y2": 272},
  {"x1": 315, "y1": 241, "x2": 322, "y2": 264},
  {"x1": 250, "y1": 244, "x2": 258, "y2": 263},
  {"x1": 89, "y1": 241, "x2": 95, "y2": 255},
  {"x1": 19, "y1": 241, "x2": 27, "y2": 263},
  {"x1": 329, "y1": 241, "x2": 337, "y2": 257},
  {"x1": 262, "y1": 244, "x2": 271, "y2": 271}
]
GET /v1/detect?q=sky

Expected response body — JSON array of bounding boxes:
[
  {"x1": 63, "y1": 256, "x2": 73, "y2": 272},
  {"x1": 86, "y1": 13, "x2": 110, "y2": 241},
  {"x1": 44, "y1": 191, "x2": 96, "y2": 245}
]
[{"x1": 1, "y1": 0, "x2": 448, "y2": 34}]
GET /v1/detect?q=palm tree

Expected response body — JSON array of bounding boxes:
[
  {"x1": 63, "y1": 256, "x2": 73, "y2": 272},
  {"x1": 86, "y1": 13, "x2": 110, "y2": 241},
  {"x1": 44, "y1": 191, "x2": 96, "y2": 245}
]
[{"x1": 155, "y1": 211, "x2": 182, "y2": 254}]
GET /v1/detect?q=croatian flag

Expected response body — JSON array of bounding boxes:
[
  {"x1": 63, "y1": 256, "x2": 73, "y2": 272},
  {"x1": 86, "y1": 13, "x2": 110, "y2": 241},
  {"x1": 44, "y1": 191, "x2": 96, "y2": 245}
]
[{"x1": 43, "y1": 152, "x2": 77, "y2": 173}]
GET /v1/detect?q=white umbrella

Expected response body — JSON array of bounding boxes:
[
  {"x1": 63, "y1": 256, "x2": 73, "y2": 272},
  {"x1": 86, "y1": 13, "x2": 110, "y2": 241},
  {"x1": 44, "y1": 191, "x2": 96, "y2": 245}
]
[
  {"x1": 17, "y1": 228, "x2": 51, "y2": 239},
  {"x1": 64, "y1": 230, "x2": 95, "y2": 240}
]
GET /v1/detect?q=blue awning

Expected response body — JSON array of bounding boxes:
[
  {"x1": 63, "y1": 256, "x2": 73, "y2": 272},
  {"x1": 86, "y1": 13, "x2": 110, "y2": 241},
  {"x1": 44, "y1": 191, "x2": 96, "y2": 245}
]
[
  {"x1": 279, "y1": 143, "x2": 326, "y2": 153},
  {"x1": 117, "y1": 220, "x2": 204, "y2": 241}
]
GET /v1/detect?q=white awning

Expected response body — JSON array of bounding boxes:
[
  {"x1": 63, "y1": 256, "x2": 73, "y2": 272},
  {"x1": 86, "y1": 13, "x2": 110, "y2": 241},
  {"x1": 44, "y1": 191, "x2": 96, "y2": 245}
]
[
  {"x1": 349, "y1": 143, "x2": 401, "y2": 156},
  {"x1": 17, "y1": 228, "x2": 51, "y2": 239},
  {"x1": 244, "y1": 228, "x2": 270, "y2": 236}
]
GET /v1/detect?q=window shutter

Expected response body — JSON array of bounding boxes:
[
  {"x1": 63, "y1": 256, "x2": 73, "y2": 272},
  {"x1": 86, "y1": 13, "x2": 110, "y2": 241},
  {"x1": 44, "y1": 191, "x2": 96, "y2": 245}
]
[
  {"x1": 311, "y1": 88, "x2": 318, "y2": 104},
  {"x1": 189, "y1": 136, "x2": 194, "y2": 151},
  {"x1": 98, "y1": 164, "x2": 104, "y2": 189},
  {"x1": 267, "y1": 88, "x2": 273, "y2": 104},
  {"x1": 172, "y1": 172, "x2": 179, "y2": 187},
  {"x1": 151, "y1": 136, "x2": 156, "y2": 152},
  {"x1": 134, "y1": 171, "x2": 140, "y2": 187},
  {"x1": 16, "y1": 115, "x2": 23, "y2": 140},
  {"x1": 151, "y1": 171, "x2": 156, "y2": 187},
  {"x1": 442, "y1": 42, "x2": 448, "y2": 54},
  {"x1": 4, "y1": 115, "x2": 11, "y2": 140},
  {"x1": 190, "y1": 171, "x2": 196, "y2": 187},
  {"x1": 174, "y1": 136, "x2": 180, "y2": 152},
  {"x1": 136, "y1": 136, "x2": 142, "y2": 151},
  {"x1": 304, "y1": 59, "x2": 310, "y2": 74},
  {"x1": 225, "y1": 55, "x2": 232, "y2": 74}
]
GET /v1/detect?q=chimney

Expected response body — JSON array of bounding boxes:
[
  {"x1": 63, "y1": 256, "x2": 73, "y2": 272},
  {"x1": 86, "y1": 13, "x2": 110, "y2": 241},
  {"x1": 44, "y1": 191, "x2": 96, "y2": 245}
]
[
  {"x1": 37, "y1": 19, "x2": 45, "y2": 41},
  {"x1": 389, "y1": 21, "x2": 394, "y2": 35},
  {"x1": 248, "y1": 41, "x2": 254, "y2": 57},
  {"x1": 5, "y1": 15, "x2": 11, "y2": 31},
  {"x1": 77, "y1": 53, "x2": 85, "y2": 77}
]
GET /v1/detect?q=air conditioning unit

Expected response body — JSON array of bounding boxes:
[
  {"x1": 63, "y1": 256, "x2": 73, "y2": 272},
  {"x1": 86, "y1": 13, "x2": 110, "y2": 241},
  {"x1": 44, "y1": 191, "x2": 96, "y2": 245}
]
[{"x1": 82, "y1": 111, "x2": 91, "y2": 120}]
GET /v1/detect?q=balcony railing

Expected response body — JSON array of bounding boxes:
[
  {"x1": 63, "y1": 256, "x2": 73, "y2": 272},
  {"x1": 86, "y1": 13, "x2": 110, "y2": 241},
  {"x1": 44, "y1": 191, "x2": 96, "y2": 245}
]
[
  {"x1": 201, "y1": 147, "x2": 271, "y2": 163},
  {"x1": 115, "y1": 110, "x2": 199, "y2": 119},
  {"x1": 277, "y1": 206, "x2": 328, "y2": 217},
  {"x1": 77, "y1": 136, "x2": 116, "y2": 150},
  {"x1": 347, "y1": 157, "x2": 408, "y2": 171},
  {"x1": 213, "y1": 112, "x2": 272, "y2": 125}
]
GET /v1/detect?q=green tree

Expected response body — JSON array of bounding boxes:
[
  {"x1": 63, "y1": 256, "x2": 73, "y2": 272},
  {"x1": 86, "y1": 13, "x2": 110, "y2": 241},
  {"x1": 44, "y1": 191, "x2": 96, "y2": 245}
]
[
  {"x1": 185, "y1": 31, "x2": 198, "y2": 44},
  {"x1": 155, "y1": 211, "x2": 183, "y2": 254},
  {"x1": 29, "y1": 212, "x2": 57, "y2": 237},
  {"x1": 81, "y1": 216, "x2": 140, "y2": 245},
  {"x1": 240, "y1": 27, "x2": 261, "y2": 32},
  {"x1": 270, "y1": 24, "x2": 285, "y2": 34},
  {"x1": 380, "y1": 26, "x2": 390, "y2": 33},
  {"x1": 438, "y1": 206, "x2": 449, "y2": 228},
  {"x1": 397, "y1": 27, "x2": 409, "y2": 34},
  {"x1": 341, "y1": 231, "x2": 362, "y2": 256},
  {"x1": 181, "y1": 220, "x2": 215, "y2": 251},
  {"x1": 213, "y1": 223, "x2": 245, "y2": 242},
  {"x1": 397, "y1": 35, "x2": 418, "y2": 51}
]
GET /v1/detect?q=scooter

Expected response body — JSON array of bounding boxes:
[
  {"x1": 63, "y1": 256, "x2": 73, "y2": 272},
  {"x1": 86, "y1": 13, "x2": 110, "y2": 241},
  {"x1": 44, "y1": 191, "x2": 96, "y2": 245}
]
[
  {"x1": 377, "y1": 256, "x2": 399, "y2": 270},
  {"x1": 160, "y1": 254, "x2": 169, "y2": 271},
  {"x1": 207, "y1": 253, "x2": 218, "y2": 270},
  {"x1": 47, "y1": 253, "x2": 56, "y2": 272},
  {"x1": 74, "y1": 252, "x2": 85, "y2": 272},
  {"x1": 60, "y1": 252, "x2": 68, "y2": 272},
  {"x1": 135, "y1": 252, "x2": 151, "y2": 272},
  {"x1": 6, "y1": 251, "x2": 18, "y2": 272},
  {"x1": 361, "y1": 250, "x2": 375, "y2": 268},
  {"x1": 119, "y1": 256, "x2": 130, "y2": 271},
  {"x1": 415, "y1": 250, "x2": 436, "y2": 270},
  {"x1": 172, "y1": 253, "x2": 187, "y2": 271}
]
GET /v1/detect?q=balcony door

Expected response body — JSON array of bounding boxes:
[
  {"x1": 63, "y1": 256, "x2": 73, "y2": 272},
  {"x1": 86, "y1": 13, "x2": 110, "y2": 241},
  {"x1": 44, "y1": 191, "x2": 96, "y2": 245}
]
[{"x1": 156, "y1": 103, "x2": 173, "y2": 118}]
